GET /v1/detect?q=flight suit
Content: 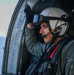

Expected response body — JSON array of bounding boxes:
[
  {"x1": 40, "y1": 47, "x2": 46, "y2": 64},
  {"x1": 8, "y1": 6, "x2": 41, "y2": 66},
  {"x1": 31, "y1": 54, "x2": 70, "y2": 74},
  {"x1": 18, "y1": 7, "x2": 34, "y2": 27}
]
[{"x1": 25, "y1": 27, "x2": 74, "y2": 75}]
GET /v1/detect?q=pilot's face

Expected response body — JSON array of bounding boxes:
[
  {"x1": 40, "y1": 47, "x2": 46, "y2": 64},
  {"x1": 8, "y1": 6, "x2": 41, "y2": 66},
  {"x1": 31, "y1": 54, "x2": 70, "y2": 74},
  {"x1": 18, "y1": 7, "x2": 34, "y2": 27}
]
[{"x1": 39, "y1": 22, "x2": 53, "y2": 43}]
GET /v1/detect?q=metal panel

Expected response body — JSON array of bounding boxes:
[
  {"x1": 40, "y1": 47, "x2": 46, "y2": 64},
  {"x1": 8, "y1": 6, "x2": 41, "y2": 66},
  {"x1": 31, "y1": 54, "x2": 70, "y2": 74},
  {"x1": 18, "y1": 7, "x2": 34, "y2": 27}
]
[{"x1": 7, "y1": 0, "x2": 39, "y2": 74}]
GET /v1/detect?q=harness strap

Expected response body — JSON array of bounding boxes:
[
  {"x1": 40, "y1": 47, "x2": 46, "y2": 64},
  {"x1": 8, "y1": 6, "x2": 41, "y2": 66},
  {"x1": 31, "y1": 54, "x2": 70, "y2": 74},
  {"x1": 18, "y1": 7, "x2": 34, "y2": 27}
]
[
  {"x1": 50, "y1": 37, "x2": 69, "y2": 63},
  {"x1": 50, "y1": 45, "x2": 59, "y2": 59},
  {"x1": 50, "y1": 36, "x2": 74, "y2": 75}
]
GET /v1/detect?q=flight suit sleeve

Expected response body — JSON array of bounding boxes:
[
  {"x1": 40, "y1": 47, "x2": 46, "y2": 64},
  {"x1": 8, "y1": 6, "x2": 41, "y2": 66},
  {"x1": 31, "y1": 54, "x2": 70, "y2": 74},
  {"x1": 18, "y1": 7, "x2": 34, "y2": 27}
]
[
  {"x1": 62, "y1": 41, "x2": 74, "y2": 75},
  {"x1": 25, "y1": 27, "x2": 46, "y2": 56}
]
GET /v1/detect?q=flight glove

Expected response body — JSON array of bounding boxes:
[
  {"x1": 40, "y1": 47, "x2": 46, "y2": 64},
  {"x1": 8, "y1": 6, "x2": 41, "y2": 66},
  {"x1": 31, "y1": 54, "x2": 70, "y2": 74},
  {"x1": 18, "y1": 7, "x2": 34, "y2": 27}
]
[{"x1": 24, "y1": 4, "x2": 34, "y2": 24}]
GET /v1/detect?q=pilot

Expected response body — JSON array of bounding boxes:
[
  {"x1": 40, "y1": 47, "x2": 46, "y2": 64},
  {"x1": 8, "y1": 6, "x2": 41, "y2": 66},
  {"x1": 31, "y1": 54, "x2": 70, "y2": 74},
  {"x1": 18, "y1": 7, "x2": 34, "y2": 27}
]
[{"x1": 24, "y1": 5, "x2": 74, "y2": 75}]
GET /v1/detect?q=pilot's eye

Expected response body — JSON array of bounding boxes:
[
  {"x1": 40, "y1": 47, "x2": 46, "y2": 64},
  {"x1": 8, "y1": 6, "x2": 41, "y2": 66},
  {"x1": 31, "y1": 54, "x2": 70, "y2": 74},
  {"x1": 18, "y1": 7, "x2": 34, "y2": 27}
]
[
  {"x1": 41, "y1": 22, "x2": 48, "y2": 28},
  {"x1": 42, "y1": 25, "x2": 48, "y2": 28}
]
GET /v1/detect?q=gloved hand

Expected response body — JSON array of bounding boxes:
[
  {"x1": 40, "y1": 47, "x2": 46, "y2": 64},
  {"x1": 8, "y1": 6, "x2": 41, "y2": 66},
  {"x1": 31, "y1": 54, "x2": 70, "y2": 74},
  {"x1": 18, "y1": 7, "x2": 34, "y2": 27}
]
[{"x1": 24, "y1": 4, "x2": 34, "y2": 24}]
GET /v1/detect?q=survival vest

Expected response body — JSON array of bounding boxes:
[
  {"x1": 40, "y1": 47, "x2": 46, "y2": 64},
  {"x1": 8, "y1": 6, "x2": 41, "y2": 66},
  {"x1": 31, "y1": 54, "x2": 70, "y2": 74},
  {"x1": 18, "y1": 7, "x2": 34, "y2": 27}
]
[{"x1": 25, "y1": 36, "x2": 74, "y2": 75}]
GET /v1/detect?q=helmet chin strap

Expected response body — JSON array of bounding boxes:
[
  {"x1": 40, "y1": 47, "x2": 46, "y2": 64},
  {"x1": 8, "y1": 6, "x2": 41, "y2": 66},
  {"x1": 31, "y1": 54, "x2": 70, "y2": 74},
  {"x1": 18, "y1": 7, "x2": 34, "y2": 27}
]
[
  {"x1": 50, "y1": 28, "x2": 60, "y2": 44},
  {"x1": 51, "y1": 36, "x2": 57, "y2": 45}
]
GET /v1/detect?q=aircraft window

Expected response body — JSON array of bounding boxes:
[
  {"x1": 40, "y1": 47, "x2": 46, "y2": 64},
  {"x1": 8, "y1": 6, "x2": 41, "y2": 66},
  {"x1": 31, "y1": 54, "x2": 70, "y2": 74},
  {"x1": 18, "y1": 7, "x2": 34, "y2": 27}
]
[
  {"x1": 0, "y1": 0, "x2": 18, "y2": 74},
  {"x1": 0, "y1": 0, "x2": 18, "y2": 36}
]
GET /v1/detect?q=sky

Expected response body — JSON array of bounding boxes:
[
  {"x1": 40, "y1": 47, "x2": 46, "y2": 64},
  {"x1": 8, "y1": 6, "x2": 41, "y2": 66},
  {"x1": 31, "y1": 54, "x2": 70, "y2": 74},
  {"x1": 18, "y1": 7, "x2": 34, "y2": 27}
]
[
  {"x1": 0, "y1": 0, "x2": 18, "y2": 4},
  {"x1": 0, "y1": 0, "x2": 18, "y2": 36}
]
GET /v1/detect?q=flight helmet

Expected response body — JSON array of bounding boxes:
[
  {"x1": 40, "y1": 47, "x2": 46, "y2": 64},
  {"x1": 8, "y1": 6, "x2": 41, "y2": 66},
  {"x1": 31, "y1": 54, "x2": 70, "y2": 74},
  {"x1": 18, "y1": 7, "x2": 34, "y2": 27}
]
[{"x1": 40, "y1": 7, "x2": 70, "y2": 37}]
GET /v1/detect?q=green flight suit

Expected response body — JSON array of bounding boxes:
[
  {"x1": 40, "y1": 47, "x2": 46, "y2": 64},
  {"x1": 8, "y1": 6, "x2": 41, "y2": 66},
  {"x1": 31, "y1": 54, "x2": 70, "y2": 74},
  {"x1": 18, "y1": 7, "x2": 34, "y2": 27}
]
[{"x1": 25, "y1": 27, "x2": 74, "y2": 75}]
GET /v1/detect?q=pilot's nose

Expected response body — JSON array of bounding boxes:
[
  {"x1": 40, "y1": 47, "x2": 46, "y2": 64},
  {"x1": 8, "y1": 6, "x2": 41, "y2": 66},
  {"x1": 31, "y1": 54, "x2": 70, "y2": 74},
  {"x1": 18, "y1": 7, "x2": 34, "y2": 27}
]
[{"x1": 39, "y1": 27, "x2": 44, "y2": 34}]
